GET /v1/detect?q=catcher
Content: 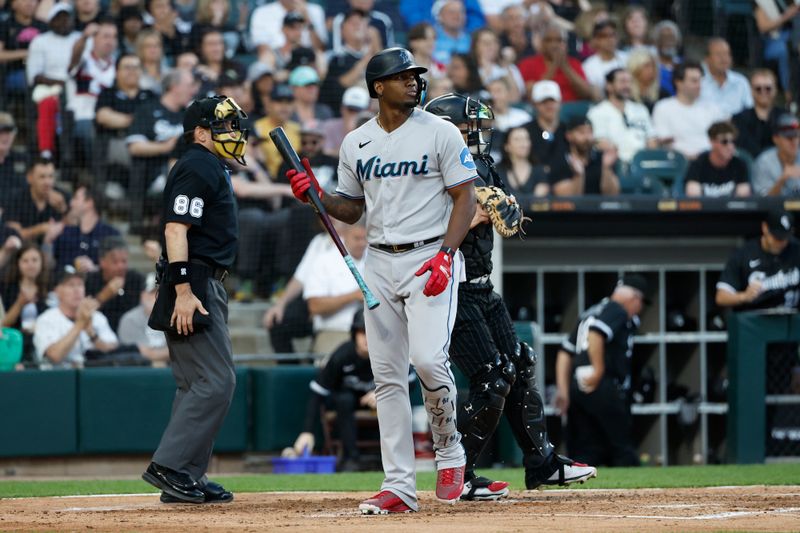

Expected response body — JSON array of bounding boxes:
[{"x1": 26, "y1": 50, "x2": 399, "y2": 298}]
[{"x1": 423, "y1": 93, "x2": 597, "y2": 500}]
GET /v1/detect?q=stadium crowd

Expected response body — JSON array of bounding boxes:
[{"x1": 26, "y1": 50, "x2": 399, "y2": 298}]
[{"x1": 0, "y1": 0, "x2": 799, "y2": 373}]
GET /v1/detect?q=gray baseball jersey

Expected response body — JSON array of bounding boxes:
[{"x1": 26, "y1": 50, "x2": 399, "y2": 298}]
[
  {"x1": 336, "y1": 109, "x2": 476, "y2": 509},
  {"x1": 337, "y1": 110, "x2": 479, "y2": 245}
]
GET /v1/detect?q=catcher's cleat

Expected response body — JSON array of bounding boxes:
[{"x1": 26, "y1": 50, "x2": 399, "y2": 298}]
[
  {"x1": 460, "y1": 475, "x2": 510, "y2": 501},
  {"x1": 359, "y1": 491, "x2": 413, "y2": 514},
  {"x1": 435, "y1": 464, "x2": 466, "y2": 503},
  {"x1": 525, "y1": 454, "x2": 597, "y2": 490}
]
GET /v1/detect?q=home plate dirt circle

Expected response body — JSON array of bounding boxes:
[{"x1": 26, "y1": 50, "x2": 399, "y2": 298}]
[{"x1": 1, "y1": 486, "x2": 799, "y2": 532}]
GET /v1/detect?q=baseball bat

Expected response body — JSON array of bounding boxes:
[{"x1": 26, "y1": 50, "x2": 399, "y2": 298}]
[{"x1": 268, "y1": 126, "x2": 380, "y2": 310}]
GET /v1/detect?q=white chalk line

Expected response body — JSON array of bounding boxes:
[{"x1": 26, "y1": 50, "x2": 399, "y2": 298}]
[{"x1": 550, "y1": 507, "x2": 800, "y2": 521}]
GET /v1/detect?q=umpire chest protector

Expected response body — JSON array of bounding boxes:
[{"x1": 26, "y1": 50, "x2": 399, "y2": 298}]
[
  {"x1": 162, "y1": 144, "x2": 239, "y2": 268},
  {"x1": 461, "y1": 155, "x2": 499, "y2": 280}
]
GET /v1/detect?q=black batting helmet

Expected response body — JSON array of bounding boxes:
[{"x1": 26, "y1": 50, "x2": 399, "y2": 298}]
[
  {"x1": 365, "y1": 47, "x2": 428, "y2": 103},
  {"x1": 424, "y1": 93, "x2": 495, "y2": 155}
]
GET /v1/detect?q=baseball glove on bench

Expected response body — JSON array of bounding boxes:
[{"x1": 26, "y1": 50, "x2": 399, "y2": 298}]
[{"x1": 475, "y1": 185, "x2": 531, "y2": 238}]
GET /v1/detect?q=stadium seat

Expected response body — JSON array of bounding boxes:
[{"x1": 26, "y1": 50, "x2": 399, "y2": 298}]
[
  {"x1": 559, "y1": 101, "x2": 592, "y2": 124},
  {"x1": 628, "y1": 149, "x2": 688, "y2": 197},
  {"x1": 736, "y1": 148, "x2": 754, "y2": 186}
]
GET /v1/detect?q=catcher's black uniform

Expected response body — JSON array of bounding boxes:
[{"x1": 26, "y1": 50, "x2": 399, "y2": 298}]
[{"x1": 449, "y1": 153, "x2": 568, "y2": 490}]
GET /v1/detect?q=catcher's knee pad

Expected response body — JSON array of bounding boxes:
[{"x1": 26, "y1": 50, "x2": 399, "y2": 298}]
[
  {"x1": 459, "y1": 353, "x2": 516, "y2": 467},
  {"x1": 506, "y1": 342, "x2": 554, "y2": 460}
]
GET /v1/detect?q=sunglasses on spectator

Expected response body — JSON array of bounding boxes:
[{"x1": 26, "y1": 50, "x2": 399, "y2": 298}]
[
  {"x1": 754, "y1": 85, "x2": 774, "y2": 93},
  {"x1": 714, "y1": 136, "x2": 736, "y2": 145}
]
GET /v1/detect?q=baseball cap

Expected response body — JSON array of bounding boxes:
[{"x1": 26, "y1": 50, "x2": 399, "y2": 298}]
[
  {"x1": 47, "y1": 2, "x2": 73, "y2": 22},
  {"x1": 283, "y1": 11, "x2": 305, "y2": 26},
  {"x1": 773, "y1": 113, "x2": 800, "y2": 138},
  {"x1": 55, "y1": 265, "x2": 85, "y2": 286},
  {"x1": 0, "y1": 112, "x2": 16, "y2": 133},
  {"x1": 592, "y1": 19, "x2": 618, "y2": 37},
  {"x1": 618, "y1": 273, "x2": 652, "y2": 304},
  {"x1": 565, "y1": 114, "x2": 592, "y2": 132},
  {"x1": 342, "y1": 86, "x2": 370, "y2": 110},
  {"x1": 288, "y1": 66, "x2": 320, "y2": 87},
  {"x1": 183, "y1": 97, "x2": 220, "y2": 133},
  {"x1": 247, "y1": 62, "x2": 273, "y2": 83},
  {"x1": 765, "y1": 208, "x2": 794, "y2": 240},
  {"x1": 532, "y1": 80, "x2": 562, "y2": 103},
  {"x1": 270, "y1": 83, "x2": 294, "y2": 101}
]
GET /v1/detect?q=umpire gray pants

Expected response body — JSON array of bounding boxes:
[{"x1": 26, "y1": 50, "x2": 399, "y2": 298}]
[{"x1": 152, "y1": 278, "x2": 236, "y2": 482}]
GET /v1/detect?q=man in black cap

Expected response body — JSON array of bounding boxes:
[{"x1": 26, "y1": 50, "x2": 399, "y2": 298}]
[
  {"x1": 716, "y1": 209, "x2": 800, "y2": 311},
  {"x1": 753, "y1": 114, "x2": 800, "y2": 197},
  {"x1": 142, "y1": 94, "x2": 247, "y2": 504},
  {"x1": 716, "y1": 209, "x2": 800, "y2": 396},
  {"x1": 552, "y1": 116, "x2": 620, "y2": 196},
  {"x1": 555, "y1": 274, "x2": 648, "y2": 466}
]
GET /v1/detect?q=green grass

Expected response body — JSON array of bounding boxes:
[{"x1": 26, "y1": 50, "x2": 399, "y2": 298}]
[{"x1": 1, "y1": 463, "x2": 798, "y2": 499}]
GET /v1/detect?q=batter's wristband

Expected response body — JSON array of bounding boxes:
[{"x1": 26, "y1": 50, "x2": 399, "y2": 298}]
[
  {"x1": 440, "y1": 246, "x2": 455, "y2": 258},
  {"x1": 168, "y1": 261, "x2": 191, "y2": 285}
]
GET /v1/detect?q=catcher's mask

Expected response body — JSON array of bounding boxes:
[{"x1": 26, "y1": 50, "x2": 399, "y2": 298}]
[
  {"x1": 184, "y1": 95, "x2": 249, "y2": 165},
  {"x1": 423, "y1": 93, "x2": 494, "y2": 155}
]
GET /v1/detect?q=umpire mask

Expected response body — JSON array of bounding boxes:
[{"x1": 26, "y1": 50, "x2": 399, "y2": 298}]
[{"x1": 210, "y1": 96, "x2": 249, "y2": 166}]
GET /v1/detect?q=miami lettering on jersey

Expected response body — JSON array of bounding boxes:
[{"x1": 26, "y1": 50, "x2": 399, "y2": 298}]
[{"x1": 355, "y1": 155, "x2": 429, "y2": 182}]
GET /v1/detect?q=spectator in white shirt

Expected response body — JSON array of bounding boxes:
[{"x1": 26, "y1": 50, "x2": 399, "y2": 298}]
[
  {"x1": 250, "y1": 0, "x2": 327, "y2": 57},
  {"x1": 68, "y1": 16, "x2": 118, "y2": 168},
  {"x1": 33, "y1": 267, "x2": 118, "y2": 369},
  {"x1": 303, "y1": 221, "x2": 367, "y2": 357},
  {"x1": 587, "y1": 68, "x2": 656, "y2": 164},
  {"x1": 582, "y1": 19, "x2": 628, "y2": 100},
  {"x1": 26, "y1": 3, "x2": 81, "y2": 158},
  {"x1": 652, "y1": 61, "x2": 726, "y2": 160},
  {"x1": 700, "y1": 37, "x2": 752, "y2": 117}
]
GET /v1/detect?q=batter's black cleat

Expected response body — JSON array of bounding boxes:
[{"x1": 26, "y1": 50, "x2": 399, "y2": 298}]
[
  {"x1": 460, "y1": 475, "x2": 510, "y2": 501},
  {"x1": 142, "y1": 462, "x2": 204, "y2": 503},
  {"x1": 525, "y1": 454, "x2": 597, "y2": 490},
  {"x1": 160, "y1": 481, "x2": 234, "y2": 504}
]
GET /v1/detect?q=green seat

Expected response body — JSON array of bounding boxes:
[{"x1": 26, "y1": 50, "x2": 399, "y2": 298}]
[
  {"x1": 0, "y1": 328, "x2": 23, "y2": 371},
  {"x1": 559, "y1": 101, "x2": 592, "y2": 124},
  {"x1": 628, "y1": 149, "x2": 688, "y2": 197}
]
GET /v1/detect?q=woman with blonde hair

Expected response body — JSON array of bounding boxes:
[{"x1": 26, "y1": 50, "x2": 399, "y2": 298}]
[
  {"x1": 136, "y1": 29, "x2": 169, "y2": 94},
  {"x1": 191, "y1": 0, "x2": 246, "y2": 57},
  {"x1": 627, "y1": 47, "x2": 667, "y2": 111}
]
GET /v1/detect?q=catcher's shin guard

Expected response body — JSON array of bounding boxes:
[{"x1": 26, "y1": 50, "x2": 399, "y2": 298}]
[
  {"x1": 505, "y1": 342, "x2": 554, "y2": 466},
  {"x1": 458, "y1": 353, "x2": 516, "y2": 473}
]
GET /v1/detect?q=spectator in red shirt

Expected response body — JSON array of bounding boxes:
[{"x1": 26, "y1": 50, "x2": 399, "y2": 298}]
[{"x1": 517, "y1": 23, "x2": 592, "y2": 103}]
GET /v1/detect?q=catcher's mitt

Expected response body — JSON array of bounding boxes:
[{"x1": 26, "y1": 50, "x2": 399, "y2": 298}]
[{"x1": 474, "y1": 185, "x2": 531, "y2": 238}]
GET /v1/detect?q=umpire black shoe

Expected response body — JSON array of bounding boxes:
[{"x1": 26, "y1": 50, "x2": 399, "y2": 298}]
[
  {"x1": 142, "y1": 462, "x2": 205, "y2": 503},
  {"x1": 160, "y1": 481, "x2": 234, "y2": 504}
]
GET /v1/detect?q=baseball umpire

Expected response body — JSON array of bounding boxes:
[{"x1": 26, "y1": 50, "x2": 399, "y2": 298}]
[
  {"x1": 142, "y1": 95, "x2": 248, "y2": 504},
  {"x1": 424, "y1": 93, "x2": 597, "y2": 500}
]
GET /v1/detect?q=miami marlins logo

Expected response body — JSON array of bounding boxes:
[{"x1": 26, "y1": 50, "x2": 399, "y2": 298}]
[{"x1": 356, "y1": 155, "x2": 430, "y2": 181}]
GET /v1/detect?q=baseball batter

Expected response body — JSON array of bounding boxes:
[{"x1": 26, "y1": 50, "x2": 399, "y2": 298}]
[{"x1": 286, "y1": 47, "x2": 476, "y2": 514}]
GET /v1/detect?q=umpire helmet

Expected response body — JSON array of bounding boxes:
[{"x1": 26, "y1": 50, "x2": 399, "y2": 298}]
[
  {"x1": 424, "y1": 93, "x2": 495, "y2": 155},
  {"x1": 183, "y1": 95, "x2": 249, "y2": 165},
  {"x1": 365, "y1": 47, "x2": 428, "y2": 104}
]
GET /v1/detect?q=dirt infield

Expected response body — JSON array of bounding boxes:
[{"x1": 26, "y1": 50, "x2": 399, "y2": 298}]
[{"x1": 2, "y1": 485, "x2": 799, "y2": 532}]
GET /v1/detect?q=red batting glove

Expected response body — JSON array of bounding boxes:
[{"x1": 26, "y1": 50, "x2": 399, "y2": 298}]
[
  {"x1": 414, "y1": 248, "x2": 454, "y2": 297},
  {"x1": 286, "y1": 157, "x2": 322, "y2": 203}
]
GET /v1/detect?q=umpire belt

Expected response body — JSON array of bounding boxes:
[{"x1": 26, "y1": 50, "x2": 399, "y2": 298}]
[
  {"x1": 190, "y1": 258, "x2": 229, "y2": 282},
  {"x1": 370, "y1": 236, "x2": 441, "y2": 254}
]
